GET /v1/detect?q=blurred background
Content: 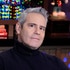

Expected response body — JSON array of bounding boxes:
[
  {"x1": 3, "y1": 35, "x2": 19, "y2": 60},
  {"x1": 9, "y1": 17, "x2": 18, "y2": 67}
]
[{"x1": 0, "y1": 0, "x2": 70, "y2": 69}]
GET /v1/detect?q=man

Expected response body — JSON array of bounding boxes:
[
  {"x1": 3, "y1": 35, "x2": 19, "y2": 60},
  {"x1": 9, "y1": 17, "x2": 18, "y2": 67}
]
[{"x1": 0, "y1": 7, "x2": 69, "y2": 70}]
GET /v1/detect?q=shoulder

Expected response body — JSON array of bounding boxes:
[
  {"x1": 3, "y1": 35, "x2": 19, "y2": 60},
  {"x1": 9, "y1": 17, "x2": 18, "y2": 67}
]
[
  {"x1": 0, "y1": 48, "x2": 14, "y2": 63},
  {"x1": 40, "y1": 51, "x2": 69, "y2": 70},
  {"x1": 0, "y1": 49, "x2": 12, "y2": 70},
  {"x1": 40, "y1": 51, "x2": 63, "y2": 64},
  {"x1": 40, "y1": 51, "x2": 58, "y2": 61},
  {"x1": 0, "y1": 48, "x2": 13, "y2": 59}
]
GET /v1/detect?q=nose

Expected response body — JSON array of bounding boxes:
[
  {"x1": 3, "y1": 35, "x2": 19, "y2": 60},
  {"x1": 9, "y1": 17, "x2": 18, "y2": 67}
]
[{"x1": 34, "y1": 27, "x2": 40, "y2": 35}]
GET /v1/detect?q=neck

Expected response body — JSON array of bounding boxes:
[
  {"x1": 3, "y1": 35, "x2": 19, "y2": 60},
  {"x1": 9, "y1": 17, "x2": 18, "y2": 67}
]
[{"x1": 13, "y1": 40, "x2": 40, "y2": 55}]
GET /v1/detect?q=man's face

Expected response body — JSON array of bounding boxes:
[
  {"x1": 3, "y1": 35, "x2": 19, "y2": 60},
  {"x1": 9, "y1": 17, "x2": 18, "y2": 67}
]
[{"x1": 16, "y1": 13, "x2": 47, "y2": 50}]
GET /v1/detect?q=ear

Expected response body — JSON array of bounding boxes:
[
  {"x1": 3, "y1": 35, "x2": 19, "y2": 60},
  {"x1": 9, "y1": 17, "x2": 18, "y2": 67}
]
[{"x1": 15, "y1": 22, "x2": 21, "y2": 34}]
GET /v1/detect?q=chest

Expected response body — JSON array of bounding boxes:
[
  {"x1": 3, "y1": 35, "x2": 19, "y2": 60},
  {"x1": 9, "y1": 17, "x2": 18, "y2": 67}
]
[{"x1": 4, "y1": 55, "x2": 60, "y2": 70}]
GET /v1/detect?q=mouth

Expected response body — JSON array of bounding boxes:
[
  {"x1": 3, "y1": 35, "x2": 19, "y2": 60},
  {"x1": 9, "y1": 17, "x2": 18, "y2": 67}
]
[{"x1": 31, "y1": 37, "x2": 40, "y2": 40}]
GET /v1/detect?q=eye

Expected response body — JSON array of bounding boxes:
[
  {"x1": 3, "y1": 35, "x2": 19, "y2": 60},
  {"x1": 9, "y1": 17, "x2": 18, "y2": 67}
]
[
  {"x1": 28, "y1": 23, "x2": 35, "y2": 27},
  {"x1": 40, "y1": 27, "x2": 45, "y2": 31},
  {"x1": 30, "y1": 24, "x2": 34, "y2": 27}
]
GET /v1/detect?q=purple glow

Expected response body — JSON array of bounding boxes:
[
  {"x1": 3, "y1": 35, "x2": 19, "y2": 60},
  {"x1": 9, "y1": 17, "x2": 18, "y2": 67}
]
[{"x1": 63, "y1": 57, "x2": 68, "y2": 62}]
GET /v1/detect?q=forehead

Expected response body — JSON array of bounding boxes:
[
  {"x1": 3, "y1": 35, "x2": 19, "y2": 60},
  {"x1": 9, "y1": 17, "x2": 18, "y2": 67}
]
[
  {"x1": 25, "y1": 13, "x2": 46, "y2": 26},
  {"x1": 27, "y1": 12, "x2": 45, "y2": 19}
]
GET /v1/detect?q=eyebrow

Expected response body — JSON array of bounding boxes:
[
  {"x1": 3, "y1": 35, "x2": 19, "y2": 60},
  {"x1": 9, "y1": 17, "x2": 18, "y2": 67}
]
[
  {"x1": 28, "y1": 23, "x2": 36, "y2": 25},
  {"x1": 40, "y1": 26, "x2": 46, "y2": 29}
]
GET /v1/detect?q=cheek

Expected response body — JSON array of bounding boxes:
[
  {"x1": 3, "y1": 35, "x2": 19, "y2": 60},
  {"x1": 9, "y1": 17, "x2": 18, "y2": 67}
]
[
  {"x1": 21, "y1": 30, "x2": 31, "y2": 43},
  {"x1": 41, "y1": 32, "x2": 45, "y2": 40}
]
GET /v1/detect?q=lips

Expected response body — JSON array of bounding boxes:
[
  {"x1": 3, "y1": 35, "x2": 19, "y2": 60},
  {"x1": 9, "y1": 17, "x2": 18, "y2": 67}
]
[{"x1": 31, "y1": 37, "x2": 40, "y2": 40}]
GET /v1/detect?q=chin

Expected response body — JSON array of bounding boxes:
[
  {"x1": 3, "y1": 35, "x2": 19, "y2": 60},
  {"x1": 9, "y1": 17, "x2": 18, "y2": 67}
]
[
  {"x1": 29, "y1": 44, "x2": 41, "y2": 50},
  {"x1": 30, "y1": 46, "x2": 40, "y2": 50},
  {"x1": 23, "y1": 41, "x2": 41, "y2": 50}
]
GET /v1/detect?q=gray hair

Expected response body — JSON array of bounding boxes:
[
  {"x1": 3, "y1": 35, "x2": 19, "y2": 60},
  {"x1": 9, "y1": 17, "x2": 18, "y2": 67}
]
[{"x1": 18, "y1": 7, "x2": 49, "y2": 24}]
